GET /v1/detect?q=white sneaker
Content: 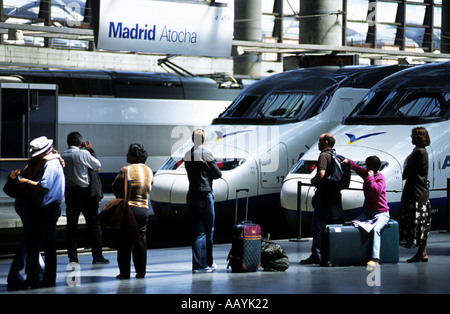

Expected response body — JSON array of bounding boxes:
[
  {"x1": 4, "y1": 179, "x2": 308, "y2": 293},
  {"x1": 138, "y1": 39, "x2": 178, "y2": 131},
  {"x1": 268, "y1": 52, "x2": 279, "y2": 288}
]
[
  {"x1": 193, "y1": 267, "x2": 214, "y2": 273},
  {"x1": 209, "y1": 263, "x2": 217, "y2": 271}
]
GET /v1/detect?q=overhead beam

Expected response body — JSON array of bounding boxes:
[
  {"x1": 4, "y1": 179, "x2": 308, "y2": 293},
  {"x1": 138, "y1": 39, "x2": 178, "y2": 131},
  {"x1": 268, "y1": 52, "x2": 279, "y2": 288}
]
[{"x1": 232, "y1": 40, "x2": 450, "y2": 60}]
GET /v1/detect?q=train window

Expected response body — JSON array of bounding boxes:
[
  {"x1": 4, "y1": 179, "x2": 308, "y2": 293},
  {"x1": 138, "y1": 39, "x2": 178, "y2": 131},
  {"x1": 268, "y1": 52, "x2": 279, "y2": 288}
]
[
  {"x1": 72, "y1": 79, "x2": 91, "y2": 96},
  {"x1": 90, "y1": 80, "x2": 113, "y2": 97},
  {"x1": 259, "y1": 94, "x2": 315, "y2": 119},
  {"x1": 57, "y1": 78, "x2": 74, "y2": 95},
  {"x1": 1, "y1": 86, "x2": 57, "y2": 158},
  {"x1": 29, "y1": 89, "x2": 57, "y2": 142},
  {"x1": 353, "y1": 91, "x2": 393, "y2": 116},
  {"x1": 113, "y1": 81, "x2": 184, "y2": 99},
  {"x1": 394, "y1": 93, "x2": 446, "y2": 118},
  {"x1": 220, "y1": 95, "x2": 259, "y2": 118},
  {"x1": 221, "y1": 93, "x2": 316, "y2": 120},
  {"x1": 314, "y1": 95, "x2": 332, "y2": 115},
  {"x1": 1, "y1": 88, "x2": 28, "y2": 157}
]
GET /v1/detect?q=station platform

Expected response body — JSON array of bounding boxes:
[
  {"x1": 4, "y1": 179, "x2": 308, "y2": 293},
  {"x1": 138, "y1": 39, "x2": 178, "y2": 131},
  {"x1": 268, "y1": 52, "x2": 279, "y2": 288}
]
[
  {"x1": 1, "y1": 230, "x2": 450, "y2": 299},
  {"x1": 0, "y1": 194, "x2": 119, "y2": 229}
]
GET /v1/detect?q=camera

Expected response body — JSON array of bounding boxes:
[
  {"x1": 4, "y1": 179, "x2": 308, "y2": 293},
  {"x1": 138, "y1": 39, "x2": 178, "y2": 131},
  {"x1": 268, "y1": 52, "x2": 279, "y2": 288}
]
[{"x1": 81, "y1": 140, "x2": 90, "y2": 148}]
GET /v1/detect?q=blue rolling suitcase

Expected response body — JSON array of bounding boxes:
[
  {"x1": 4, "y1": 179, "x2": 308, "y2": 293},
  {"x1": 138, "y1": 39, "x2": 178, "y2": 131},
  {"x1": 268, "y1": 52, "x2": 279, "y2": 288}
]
[
  {"x1": 321, "y1": 219, "x2": 399, "y2": 266},
  {"x1": 227, "y1": 189, "x2": 262, "y2": 272}
]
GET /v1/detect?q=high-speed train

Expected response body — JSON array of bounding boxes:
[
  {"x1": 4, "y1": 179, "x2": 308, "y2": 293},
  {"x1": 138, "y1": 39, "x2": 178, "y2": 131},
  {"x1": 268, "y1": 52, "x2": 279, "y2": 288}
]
[
  {"x1": 0, "y1": 69, "x2": 248, "y2": 191},
  {"x1": 151, "y1": 65, "x2": 409, "y2": 230},
  {"x1": 281, "y1": 61, "x2": 450, "y2": 231}
]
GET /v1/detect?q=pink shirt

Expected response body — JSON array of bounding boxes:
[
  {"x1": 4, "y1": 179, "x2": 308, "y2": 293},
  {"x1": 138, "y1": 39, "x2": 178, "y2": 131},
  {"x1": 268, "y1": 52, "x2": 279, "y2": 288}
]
[{"x1": 349, "y1": 159, "x2": 389, "y2": 213}]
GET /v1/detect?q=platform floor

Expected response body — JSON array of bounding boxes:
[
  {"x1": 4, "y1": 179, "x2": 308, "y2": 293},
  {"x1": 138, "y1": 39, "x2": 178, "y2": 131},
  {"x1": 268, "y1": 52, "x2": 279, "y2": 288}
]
[{"x1": 1, "y1": 231, "x2": 450, "y2": 297}]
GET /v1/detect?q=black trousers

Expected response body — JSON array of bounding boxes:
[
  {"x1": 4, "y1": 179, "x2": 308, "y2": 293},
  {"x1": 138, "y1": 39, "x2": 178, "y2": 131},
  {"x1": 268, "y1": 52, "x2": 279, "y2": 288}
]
[
  {"x1": 117, "y1": 205, "x2": 148, "y2": 276},
  {"x1": 26, "y1": 201, "x2": 61, "y2": 285},
  {"x1": 65, "y1": 186, "x2": 103, "y2": 261}
]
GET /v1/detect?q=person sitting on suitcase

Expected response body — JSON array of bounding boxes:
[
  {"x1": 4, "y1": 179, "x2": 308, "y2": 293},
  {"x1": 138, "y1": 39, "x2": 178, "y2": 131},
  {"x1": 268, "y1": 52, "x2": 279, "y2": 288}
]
[
  {"x1": 184, "y1": 129, "x2": 222, "y2": 273},
  {"x1": 343, "y1": 155, "x2": 390, "y2": 268},
  {"x1": 300, "y1": 133, "x2": 344, "y2": 265}
]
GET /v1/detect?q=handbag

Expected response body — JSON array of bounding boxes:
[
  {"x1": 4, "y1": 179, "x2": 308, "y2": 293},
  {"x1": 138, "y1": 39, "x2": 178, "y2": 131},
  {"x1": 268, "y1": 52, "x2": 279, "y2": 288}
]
[
  {"x1": 89, "y1": 169, "x2": 103, "y2": 201},
  {"x1": 98, "y1": 167, "x2": 128, "y2": 229},
  {"x1": 3, "y1": 177, "x2": 23, "y2": 198},
  {"x1": 98, "y1": 166, "x2": 141, "y2": 246}
]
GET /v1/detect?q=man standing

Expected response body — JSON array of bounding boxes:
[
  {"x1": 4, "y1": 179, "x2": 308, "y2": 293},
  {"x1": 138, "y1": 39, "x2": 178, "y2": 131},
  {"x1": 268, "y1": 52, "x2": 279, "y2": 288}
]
[
  {"x1": 300, "y1": 133, "x2": 344, "y2": 265},
  {"x1": 184, "y1": 129, "x2": 222, "y2": 273},
  {"x1": 61, "y1": 131, "x2": 109, "y2": 264}
]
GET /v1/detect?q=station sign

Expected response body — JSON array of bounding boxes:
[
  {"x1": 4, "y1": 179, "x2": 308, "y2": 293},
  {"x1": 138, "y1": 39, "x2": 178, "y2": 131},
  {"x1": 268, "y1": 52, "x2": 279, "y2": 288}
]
[{"x1": 97, "y1": 0, "x2": 234, "y2": 57}]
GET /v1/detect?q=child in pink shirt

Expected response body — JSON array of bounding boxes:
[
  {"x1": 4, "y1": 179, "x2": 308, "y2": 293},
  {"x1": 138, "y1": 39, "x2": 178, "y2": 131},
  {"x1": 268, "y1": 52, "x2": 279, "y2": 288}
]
[{"x1": 344, "y1": 155, "x2": 390, "y2": 268}]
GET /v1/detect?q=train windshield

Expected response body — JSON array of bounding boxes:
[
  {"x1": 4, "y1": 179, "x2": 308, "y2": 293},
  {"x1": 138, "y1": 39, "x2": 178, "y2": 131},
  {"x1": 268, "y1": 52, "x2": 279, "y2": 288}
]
[
  {"x1": 345, "y1": 90, "x2": 450, "y2": 124},
  {"x1": 214, "y1": 92, "x2": 319, "y2": 124}
]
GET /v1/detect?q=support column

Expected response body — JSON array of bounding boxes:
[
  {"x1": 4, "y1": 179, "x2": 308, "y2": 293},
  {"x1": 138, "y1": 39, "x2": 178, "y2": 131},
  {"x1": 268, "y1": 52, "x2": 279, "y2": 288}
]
[
  {"x1": 233, "y1": 0, "x2": 262, "y2": 77},
  {"x1": 299, "y1": 0, "x2": 342, "y2": 46},
  {"x1": 442, "y1": 0, "x2": 450, "y2": 53}
]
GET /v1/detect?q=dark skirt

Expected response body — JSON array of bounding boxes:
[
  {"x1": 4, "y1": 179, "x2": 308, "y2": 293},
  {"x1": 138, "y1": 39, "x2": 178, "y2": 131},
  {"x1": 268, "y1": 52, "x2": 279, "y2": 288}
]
[{"x1": 399, "y1": 200, "x2": 431, "y2": 248}]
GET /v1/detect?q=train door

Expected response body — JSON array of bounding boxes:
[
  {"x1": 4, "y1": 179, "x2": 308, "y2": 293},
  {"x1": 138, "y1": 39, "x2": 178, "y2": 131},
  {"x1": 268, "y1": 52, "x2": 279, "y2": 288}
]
[
  {"x1": 0, "y1": 83, "x2": 58, "y2": 196},
  {"x1": 260, "y1": 143, "x2": 288, "y2": 189}
]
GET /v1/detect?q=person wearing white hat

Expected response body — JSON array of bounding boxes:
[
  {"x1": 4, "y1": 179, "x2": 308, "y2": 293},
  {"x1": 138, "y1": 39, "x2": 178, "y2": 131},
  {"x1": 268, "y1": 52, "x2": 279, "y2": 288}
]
[
  {"x1": 7, "y1": 136, "x2": 64, "y2": 289},
  {"x1": 29, "y1": 136, "x2": 54, "y2": 157},
  {"x1": 21, "y1": 136, "x2": 65, "y2": 288}
]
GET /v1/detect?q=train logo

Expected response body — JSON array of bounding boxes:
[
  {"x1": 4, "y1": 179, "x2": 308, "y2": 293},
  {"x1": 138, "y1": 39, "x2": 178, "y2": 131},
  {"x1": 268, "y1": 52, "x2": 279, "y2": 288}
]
[{"x1": 345, "y1": 132, "x2": 387, "y2": 145}]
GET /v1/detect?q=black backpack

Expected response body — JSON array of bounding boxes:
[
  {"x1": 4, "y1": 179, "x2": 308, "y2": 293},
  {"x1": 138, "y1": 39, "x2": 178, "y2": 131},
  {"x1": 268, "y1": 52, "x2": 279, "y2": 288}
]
[{"x1": 326, "y1": 150, "x2": 350, "y2": 190}]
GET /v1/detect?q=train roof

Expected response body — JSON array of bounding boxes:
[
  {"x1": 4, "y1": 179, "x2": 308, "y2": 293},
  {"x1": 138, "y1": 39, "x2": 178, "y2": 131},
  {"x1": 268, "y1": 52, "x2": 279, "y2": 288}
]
[
  {"x1": 212, "y1": 65, "x2": 409, "y2": 125},
  {"x1": 240, "y1": 65, "x2": 410, "y2": 95},
  {"x1": 0, "y1": 69, "x2": 186, "y2": 84},
  {"x1": 344, "y1": 61, "x2": 450, "y2": 125},
  {"x1": 364, "y1": 60, "x2": 450, "y2": 91},
  {"x1": 0, "y1": 69, "x2": 245, "y2": 100}
]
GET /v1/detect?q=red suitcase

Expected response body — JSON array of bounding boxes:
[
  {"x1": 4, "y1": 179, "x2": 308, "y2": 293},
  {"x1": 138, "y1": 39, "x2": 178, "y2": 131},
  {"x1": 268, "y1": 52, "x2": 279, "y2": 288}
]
[{"x1": 227, "y1": 189, "x2": 262, "y2": 272}]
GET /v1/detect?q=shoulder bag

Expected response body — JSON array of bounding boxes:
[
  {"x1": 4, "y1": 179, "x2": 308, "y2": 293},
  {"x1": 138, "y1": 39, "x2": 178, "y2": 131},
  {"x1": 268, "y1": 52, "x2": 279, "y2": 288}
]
[{"x1": 98, "y1": 167, "x2": 129, "y2": 230}]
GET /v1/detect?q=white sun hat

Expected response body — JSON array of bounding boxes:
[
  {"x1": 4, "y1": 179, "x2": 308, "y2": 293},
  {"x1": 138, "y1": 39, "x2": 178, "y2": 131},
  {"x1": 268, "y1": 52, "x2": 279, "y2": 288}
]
[{"x1": 29, "y1": 136, "x2": 53, "y2": 157}]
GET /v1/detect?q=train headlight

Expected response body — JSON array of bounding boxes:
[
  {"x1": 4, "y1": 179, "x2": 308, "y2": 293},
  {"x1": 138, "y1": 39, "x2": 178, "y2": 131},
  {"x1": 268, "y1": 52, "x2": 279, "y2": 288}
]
[
  {"x1": 159, "y1": 157, "x2": 184, "y2": 170},
  {"x1": 215, "y1": 158, "x2": 246, "y2": 171},
  {"x1": 158, "y1": 157, "x2": 246, "y2": 171},
  {"x1": 290, "y1": 160, "x2": 317, "y2": 174},
  {"x1": 290, "y1": 160, "x2": 389, "y2": 175}
]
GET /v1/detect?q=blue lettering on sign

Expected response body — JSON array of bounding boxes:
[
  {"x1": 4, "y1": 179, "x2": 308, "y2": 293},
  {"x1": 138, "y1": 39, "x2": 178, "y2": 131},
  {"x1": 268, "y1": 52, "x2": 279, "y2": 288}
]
[
  {"x1": 160, "y1": 26, "x2": 197, "y2": 43},
  {"x1": 109, "y1": 22, "x2": 156, "y2": 40},
  {"x1": 108, "y1": 22, "x2": 198, "y2": 44},
  {"x1": 443, "y1": 156, "x2": 450, "y2": 169}
]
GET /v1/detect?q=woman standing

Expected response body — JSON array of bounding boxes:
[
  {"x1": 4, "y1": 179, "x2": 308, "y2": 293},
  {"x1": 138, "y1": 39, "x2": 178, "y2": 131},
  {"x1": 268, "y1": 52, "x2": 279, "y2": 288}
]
[
  {"x1": 400, "y1": 127, "x2": 431, "y2": 263},
  {"x1": 112, "y1": 143, "x2": 153, "y2": 279},
  {"x1": 7, "y1": 139, "x2": 64, "y2": 289}
]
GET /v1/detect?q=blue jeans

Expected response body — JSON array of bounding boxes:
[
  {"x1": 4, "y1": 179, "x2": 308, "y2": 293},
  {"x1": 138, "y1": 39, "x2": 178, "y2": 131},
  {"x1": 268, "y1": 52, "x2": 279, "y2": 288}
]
[
  {"x1": 311, "y1": 192, "x2": 343, "y2": 262},
  {"x1": 356, "y1": 210, "x2": 390, "y2": 260},
  {"x1": 187, "y1": 191, "x2": 215, "y2": 270},
  {"x1": 8, "y1": 198, "x2": 34, "y2": 283}
]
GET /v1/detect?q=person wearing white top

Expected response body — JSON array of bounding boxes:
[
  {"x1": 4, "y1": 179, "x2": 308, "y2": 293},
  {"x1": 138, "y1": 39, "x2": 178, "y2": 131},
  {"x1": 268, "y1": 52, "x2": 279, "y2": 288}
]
[{"x1": 61, "y1": 131, "x2": 109, "y2": 265}]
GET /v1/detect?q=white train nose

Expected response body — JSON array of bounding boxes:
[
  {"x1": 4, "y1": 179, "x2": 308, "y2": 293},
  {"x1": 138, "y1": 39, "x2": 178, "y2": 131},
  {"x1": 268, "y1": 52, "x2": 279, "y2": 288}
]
[{"x1": 151, "y1": 170, "x2": 229, "y2": 204}]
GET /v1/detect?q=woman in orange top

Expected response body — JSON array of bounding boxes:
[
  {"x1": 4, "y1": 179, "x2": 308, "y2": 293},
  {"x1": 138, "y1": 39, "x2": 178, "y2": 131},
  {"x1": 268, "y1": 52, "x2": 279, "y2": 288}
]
[{"x1": 112, "y1": 143, "x2": 153, "y2": 279}]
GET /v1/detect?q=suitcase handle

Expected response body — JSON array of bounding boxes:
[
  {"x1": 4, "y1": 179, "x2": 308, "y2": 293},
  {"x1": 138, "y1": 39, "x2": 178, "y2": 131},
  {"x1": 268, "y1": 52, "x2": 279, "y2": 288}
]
[{"x1": 235, "y1": 189, "x2": 250, "y2": 222}]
